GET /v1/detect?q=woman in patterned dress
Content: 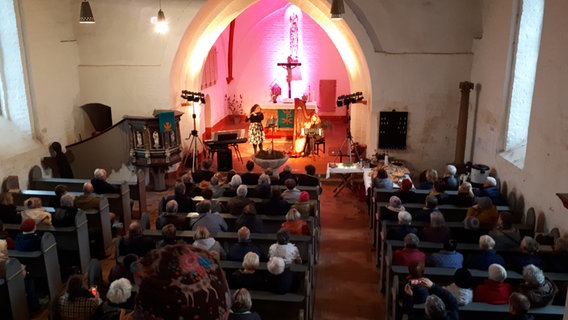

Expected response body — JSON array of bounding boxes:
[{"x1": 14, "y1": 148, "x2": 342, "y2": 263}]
[{"x1": 246, "y1": 104, "x2": 265, "y2": 154}]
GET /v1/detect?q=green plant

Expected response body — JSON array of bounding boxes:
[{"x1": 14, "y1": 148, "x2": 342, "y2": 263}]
[{"x1": 225, "y1": 94, "x2": 243, "y2": 115}]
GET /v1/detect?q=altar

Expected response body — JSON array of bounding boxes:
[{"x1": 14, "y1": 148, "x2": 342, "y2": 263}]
[
  {"x1": 261, "y1": 101, "x2": 317, "y2": 110},
  {"x1": 261, "y1": 101, "x2": 317, "y2": 129}
]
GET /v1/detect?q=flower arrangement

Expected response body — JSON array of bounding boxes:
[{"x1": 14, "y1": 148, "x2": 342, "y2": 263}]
[{"x1": 225, "y1": 94, "x2": 243, "y2": 115}]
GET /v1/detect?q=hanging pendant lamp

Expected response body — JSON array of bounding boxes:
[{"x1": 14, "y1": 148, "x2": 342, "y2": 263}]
[
  {"x1": 330, "y1": 0, "x2": 345, "y2": 20},
  {"x1": 79, "y1": 0, "x2": 95, "y2": 24},
  {"x1": 155, "y1": 0, "x2": 169, "y2": 33}
]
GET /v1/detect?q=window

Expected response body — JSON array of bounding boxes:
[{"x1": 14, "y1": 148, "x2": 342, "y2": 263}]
[{"x1": 503, "y1": 0, "x2": 544, "y2": 168}]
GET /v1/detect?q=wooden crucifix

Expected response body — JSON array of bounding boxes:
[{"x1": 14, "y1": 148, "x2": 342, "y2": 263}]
[{"x1": 277, "y1": 56, "x2": 301, "y2": 99}]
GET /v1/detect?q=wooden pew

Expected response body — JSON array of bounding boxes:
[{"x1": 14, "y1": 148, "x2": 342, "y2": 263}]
[
  {"x1": 222, "y1": 260, "x2": 312, "y2": 320},
  {"x1": 218, "y1": 213, "x2": 314, "y2": 234},
  {"x1": 8, "y1": 232, "x2": 63, "y2": 304},
  {"x1": 0, "y1": 258, "x2": 29, "y2": 320},
  {"x1": 29, "y1": 169, "x2": 147, "y2": 219},
  {"x1": 6, "y1": 211, "x2": 91, "y2": 273}
]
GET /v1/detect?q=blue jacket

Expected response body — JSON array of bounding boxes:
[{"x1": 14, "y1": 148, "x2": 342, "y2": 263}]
[
  {"x1": 15, "y1": 232, "x2": 42, "y2": 251},
  {"x1": 428, "y1": 250, "x2": 464, "y2": 269},
  {"x1": 465, "y1": 249, "x2": 505, "y2": 270}
]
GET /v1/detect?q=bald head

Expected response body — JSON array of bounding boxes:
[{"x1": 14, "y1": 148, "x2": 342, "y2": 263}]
[
  {"x1": 83, "y1": 182, "x2": 94, "y2": 195},
  {"x1": 237, "y1": 227, "x2": 251, "y2": 242}
]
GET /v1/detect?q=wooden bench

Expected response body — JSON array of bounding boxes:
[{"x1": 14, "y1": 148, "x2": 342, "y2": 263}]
[
  {"x1": 8, "y1": 232, "x2": 63, "y2": 305},
  {"x1": 222, "y1": 260, "x2": 312, "y2": 320},
  {"x1": 6, "y1": 210, "x2": 91, "y2": 273},
  {"x1": 0, "y1": 258, "x2": 29, "y2": 320},
  {"x1": 29, "y1": 169, "x2": 147, "y2": 219}
]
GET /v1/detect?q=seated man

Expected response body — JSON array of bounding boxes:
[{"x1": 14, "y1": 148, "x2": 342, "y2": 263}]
[
  {"x1": 192, "y1": 158, "x2": 215, "y2": 183},
  {"x1": 392, "y1": 233, "x2": 426, "y2": 267},
  {"x1": 466, "y1": 196, "x2": 499, "y2": 227},
  {"x1": 91, "y1": 168, "x2": 120, "y2": 194},
  {"x1": 296, "y1": 164, "x2": 322, "y2": 194},
  {"x1": 48, "y1": 184, "x2": 68, "y2": 209},
  {"x1": 474, "y1": 176, "x2": 503, "y2": 205},
  {"x1": 156, "y1": 200, "x2": 187, "y2": 231},
  {"x1": 387, "y1": 210, "x2": 418, "y2": 241},
  {"x1": 278, "y1": 165, "x2": 297, "y2": 185},
  {"x1": 281, "y1": 178, "x2": 301, "y2": 203},
  {"x1": 75, "y1": 182, "x2": 100, "y2": 210},
  {"x1": 189, "y1": 200, "x2": 228, "y2": 235},
  {"x1": 489, "y1": 211, "x2": 521, "y2": 250},
  {"x1": 118, "y1": 221, "x2": 155, "y2": 258},
  {"x1": 227, "y1": 226, "x2": 267, "y2": 262},
  {"x1": 52, "y1": 193, "x2": 78, "y2": 227},
  {"x1": 401, "y1": 277, "x2": 459, "y2": 320},
  {"x1": 443, "y1": 164, "x2": 459, "y2": 191},
  {"x1": 240, "y1": 160, "x2": 260, "y2": 185},
  {"x1": 227, "y1": 185, "x2": 253, "y2": 216},
  {"x1": 509, "y1": 292, "x2": 535, "y2": 320},
  {"x1": 464, "y1": 235, "x2": 505, "y2": 270},
  {"x1": 428, "y1": 239, "x2": 463, "y2": 269},
  {"x1": 412, "y1": 195, "x2": 438, "y2": 223},
  {"x1": 164, "y1": 182, "x2": 194, "y2": 213}
]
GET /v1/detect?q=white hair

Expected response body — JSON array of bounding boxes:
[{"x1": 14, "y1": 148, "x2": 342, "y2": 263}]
[
  {"x1": 236, "y1": 184, "x2": 248, "y2": 197},
  {"x1": 93, "y1": 168, "x2": 107, "y2": 180},
  {"x1": 242, "y1": 252, "x2": 259, "y2": 270},
  {"x1": 230, "y1": 174, "x2": 243, "y2": 187},
  {"x1": 445, "y1": 164, "x2": 457, "y2": 176},
  {"x1": 485, "y1": 176, "x2": 497, "y2": 186},
  {"x1": 523, "y1": 264, "x2": 545, "y2": 286},
  {"x1": 286, "y1": 208, "x2": 301, "y2": 221},
  {"x1": 488, "y1": 263, "x2": 507, "y2": 282},
  {"x1": 267, "y1": 256, "x2": 285, "y2": 275},
  {"x1": 60, "y1": 194, "x2": 75, "y2": 207},
  {"x1": 398, "y1": 211, "x2": 412, "y2": 224},
  {"x1": 479, "y1": 235, "x2": 495, "y2": 250},
  {"x1": 106, "y1": 278, "x2": 133, "y2": 304}
]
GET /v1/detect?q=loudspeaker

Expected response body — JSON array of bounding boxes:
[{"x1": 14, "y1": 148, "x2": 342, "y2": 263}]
[{"x1": 217, "y1": 148, "x2": 233, "y2": 171}]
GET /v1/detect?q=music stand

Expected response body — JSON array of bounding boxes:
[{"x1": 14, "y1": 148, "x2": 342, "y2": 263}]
[{"x1": 266, "y1": 117, "x2": 278, "y2": 150}]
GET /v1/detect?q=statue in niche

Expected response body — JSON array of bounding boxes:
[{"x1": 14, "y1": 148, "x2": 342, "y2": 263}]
[
  {"x1": 152, "y1": 131, "x2": 160, "y2": 148},
  {"x1": 136, "y1": 131, "x2": 143, "y2": 147}
]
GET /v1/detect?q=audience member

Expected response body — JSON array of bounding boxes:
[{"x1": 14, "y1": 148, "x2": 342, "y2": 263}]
[
  {"x1": 209, "y1": 174, "x2": 225, "y2": 198},
  {"x1": 454, "y1": 182, "x2": 476, "y2": 207},
  {"x1": 264, "y1": 167, "x2": 279, "y2": 185},
  {"x1": 229, "y1": 252, "x2": 267, "y2": 291},
  {"x1": 292, "y1": 191, "x2": 311, "y2": 217},
  {"x1": 281, "y1": 208, "x2": 310, "y2": 236},
  {"x1": 509, "y1": 292, "x2": 535, "y2": 320},
  {"x1": 396, "y1": 178, "x2": 415, "y2": 203},
  {"x1": 401, "y1": 277, "x2": 459, "y2": 320},
  {"x1": 127, "y1": 243, "x2": 230, "y2": 319},
  {"x1": 192, "y1": 226, "x2": 226, "y2": 259},
  {"x1": 234, "y1": 203, "x2": 264, "y2": 233},
  {"x1": 74, "y1": 182, "x2": 100, "y2": 210},
  {"x1": 181, "y1": 171, "x2": 201, "y2": 198},
  {"x1": 260, "y1": 186, "x2": 290, "y2": 216},
  {"x1": 421, "y1": 211, "x2": 451, "y2": 243},
  {"x1": 21, "y1": 197, "x2": 51, "y2": 226},
  {"x1": 392, "y1": 233, "x2": 426, "y2": 267},
  {"x1": 227, "y1": 227, "x2": 267, "y2": 262},
  {"x1": 269, "y1": 228, "x2": 301, "y2": 264},
  {"x1": 517, "y1": 264, "x2": 558, "y2": 308},
  {"x1": 228, "y1": 288, "x2": 262, "y2": 320},
  {"x1": 380, "y1": 195, "x2": 406, "y2": 222},
  {"x1": 456, "y1": 216, "x2": 482, "y2": 244},
  {"x1": 428, "y1": 239, "x2": 463, "y2": 269},
  {"x1": 489, "y1": 211, "x2": 521, "y2": 250},
  {"x1": 281, "y1": 178, "x2": 301, "y2": 202},
  {"x1": 102, "y1": 278, "x2": 135, "y2": 317},
  {"x1": 297, "y1": 164, "x2": 321, "y2": 193},
  {"x1": 417, "y1": 169, "x2": 438, "y2": 190},
  {"x1": 475, "y1": 176, "x2": 502, "y2": 205},
  {"x1": 91, "y1": 168, "x2": 120, "y2": 194},
  {"x1": 108, "y1": 253, "x2": 138, "y2": 284},
  {"x1": 509, "y1": 236, "x2": 545, "y2": 273},
  {"x1": 241, "y1": 160, "x2": 260, "y2": 185},
  {"x1": 118, "y1": 221, "x2": 155, "y2": 258},
  {"x1": 52, "y1": 193, "x2": 78, "y2": 227},
  {"x1": 190, "y1": 200, "x2": 228, "y2": 235},
  {"x1": 373, "y1": 168, "x2": 393, "y2": 190},
  {"x1": 412, "y1": 195, "x2": 438, "y2": 223},
  {"x1": 443, "y1": 268, "x2": 473, "y2": 306},
  {"x1": 228, "y1": 185, "x2": 254, "y2": 215},
  {"x1": 15, "y1": 218, "x2": 42, "y2": 251},
  {"x1": 266, "y1": 256, "x2": 296, "y2": 294},
  {"x1": 192, "y1": 158, "x2": 215, "y2": 183},
  {"x1": 225, "y1": 174, "x2": 243, "y2": 198},
  {"x1": 253, "y1": 173, "x2": 272, "y2": 199},
  {"x1": 465, "y1": 235, "x2": 505, "y2": 270},
  {"x1": 443, "y1": 164, "x2": 459, "y2": 191},
  {"x1": 466, "y1": 196, "x2": 499, "y2": 226},
  {"x1": 56, "y1": 274, "x2": 102, "y2": 320},
  {"x1": 404, "y1": 262, "x2": 429, "y2": 305},
  {"x1": 387, "y1": 211, "x2": 418, "y2": 241},
  {"x1": 549, "y1": 235, "x2": 568, "y2": 272},
  {"x1": 0, "y1": 220, "x2": 14, "y2": 249},
  {"x1": 225, "y1": 170, "x2": 237, "y2": 185},
  {"x1": 201, "y1": 188, "x2": 226, "y2": 213},
  {"x1": 473, "y1": 263, "x2": 512, "y2": 304},
  {"x1": 48, "y1": 184, "x2": 68, "y2": 209},
  {"x1": 156, "y1": 224, "x2": 184, "y2": 248},
  {"x1": 430, "y1": 180, "x2": 449, "y2": 204},
  {"x1": 0, "y1": 192, "x2": 20, "y2": 224},
  {"x1": 155, "y1": 200, "x2": 186, "y2": 231},
  {"x1": 164, "y1": 182, "x2": 195, "y2": 213},
  {"x1": 278, "y1": 165, "x2": 297, "y2": 185}
]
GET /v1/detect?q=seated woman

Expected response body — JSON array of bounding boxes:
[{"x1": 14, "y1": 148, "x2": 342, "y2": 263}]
[
  {"x1": 428, "y1": 239, "x2": 463, "y2": 269},
  {"x1": 21, "y1": 197, "x2": 51, "y2": 226},
  {"x1": 269, "y1": 228, "x2": 301, "y2": 264},
  {"x1": 429, "y1": 180, "x2": 449, "y2": 204},
  {"x1": 420, "y1": 211, "x2": 451, "y2": 243},
  {"x1": 253, "y1": 173, "x2": 272, "y2": 199},
  {"x1": 393, "y1": 233, "x2": 426, "y2": 267},
  {"x1": 229, "y1": 252, "x2": 267, "y2": 291},
  {"x1": 281, "y1": 208, "x2": 310, "y2": 236},
  {"x1": 396, "y1": 178, "x2": 415, "y2": 203},
  {"x1": 224, "y1": 174, "x2": 243, "y2": 197},
  {"x1": 412, "y1": 195, "x2": 439, "y2": 223},
  {"x1": 380, "y1": 196, "x2": 406, "y2": 222},
  {"x1": 192, "y1": 226, "x2": 226, "y2": 260},
  {"x1": 292, "y1": 191, "x2": 312, "y2": 217},
  {"x1": 401, "y1": 277, "x2": 459, "y2": 320},
  {"x1": 387, "y1": 211, "x2": 418, "y2": 241},
  {"x1": 0, "y1": 192, "x2": 20, "y2": 224},
  {"x1": 454, "y1": 182, "x2": 476, "y2": 207},
  {"x1": 266, "y1": 256, "x2": 297, "y2": 294},
  {"x1": 402, "y1": 262, "x2": 429, "y2": 305},
  {"x1": 373, "y1": 168, "x2": 393, "y2": 190},
  {"x1": 473, "y1": 263, "x2": 512, "y2": 304},
  {"x1": 234, "y1": 203, "x2": 264, "y2": 233},
  {"x1": 509, "y1": 236, "x2": 545, "y2": 273},
  {"x1": 443, "y1": 164, "x2": 459, "y2": 191},
  {"x1": 464, "y1": 235, "x2": 505, "y2": 270},
  {"x1": 517, "y1": 264, "x2": 558, "y2": 308},
  {"x1": 489, "y1": 211, "x2": 521, "y2": 250},
  {"x1": 466, "y1": 196, "x2": 499, "y2": 227},
  {"x1": 228, "y1": 288, "x2": 262, "y2": 320},
  {"x1": 417, "y1": 168, "x2": 438, "y2": 190},
  {"x1": 443, "y1": 268, "x2": 473, "y2": 306},
  {"x1": 57, "y1": 274, "x2": 102, "y2": 320},
  {"x1": 102, "y1": 278, "x2": 136, "y2": 317}
]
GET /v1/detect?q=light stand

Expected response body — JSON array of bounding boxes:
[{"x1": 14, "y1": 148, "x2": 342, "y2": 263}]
[
  {"x1": 334, "y1": 92, "x2": 364, "y2": 165},
  {"x1": 181, "y1": 90, "x2": 206, "y2": 171}
]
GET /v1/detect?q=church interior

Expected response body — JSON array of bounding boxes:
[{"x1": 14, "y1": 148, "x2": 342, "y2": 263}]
[{"x1": 1, "y1": 0, "x2": 568, "y2": 319}]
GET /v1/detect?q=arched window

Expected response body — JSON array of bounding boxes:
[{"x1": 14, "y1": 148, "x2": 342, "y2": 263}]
[
  {"x1": 503, "y1": 0, "x2": 544, "y2": 168},
  {"x1": 0, "y1": 0, "x2": 32, "y2": 135}
]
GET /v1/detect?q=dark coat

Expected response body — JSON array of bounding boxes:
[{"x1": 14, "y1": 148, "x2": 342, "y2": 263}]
[
  {"x1": 234, "y1": 214, "x2": 264, "y2": 233},
  {"x1": 465, "y1": 249, "x2": 506, "y2": 270},
  {"x1": 227, "y1": 241, "x2": 267, "y2": 262},
  {"x1": 91, "y1": 179, "x2": 120, "y2": 194},
  {"x1": 15, "y1": 232, "x2": 42, "y2": 251},
  {"x1": 240, "y1": 173, "x2": 260, "y2": 185}
]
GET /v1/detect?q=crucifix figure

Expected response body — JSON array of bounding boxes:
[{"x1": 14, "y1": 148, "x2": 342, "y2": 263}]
[{"x1": 277, "y1": 56, "x2": 301, "y2": 99}]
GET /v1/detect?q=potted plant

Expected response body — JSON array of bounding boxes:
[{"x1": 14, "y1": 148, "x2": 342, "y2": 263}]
[{"x1": 225, "y1": 94, "x2": 244, "y2": 124}]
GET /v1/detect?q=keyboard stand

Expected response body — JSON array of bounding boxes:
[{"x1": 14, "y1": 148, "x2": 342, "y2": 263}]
[{"x1": 230, "y1": 143, "x2": 243, "y2": 163}]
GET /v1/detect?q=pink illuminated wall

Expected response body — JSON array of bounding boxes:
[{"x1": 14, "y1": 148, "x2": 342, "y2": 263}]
[{"x1": 209, "y1": 0, "x2": 349, "y2": 116}]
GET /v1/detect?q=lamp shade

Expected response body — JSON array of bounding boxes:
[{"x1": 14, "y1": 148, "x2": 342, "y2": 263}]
[
  {"x1": 330, "y1": 0, "x2": 345, "y2": 20},
  {"x1": 80, "y1": 0, "x2": 95, "y2": 24}
]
